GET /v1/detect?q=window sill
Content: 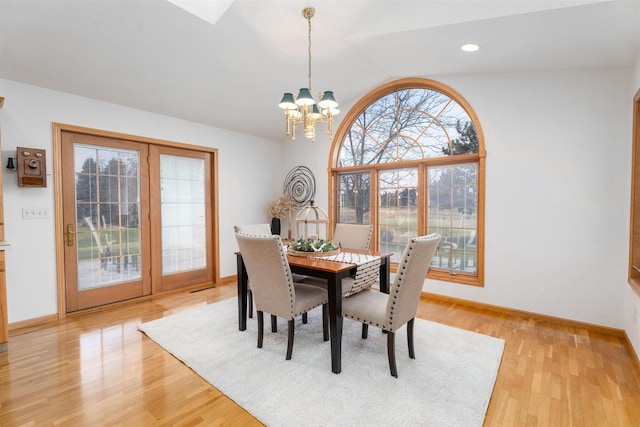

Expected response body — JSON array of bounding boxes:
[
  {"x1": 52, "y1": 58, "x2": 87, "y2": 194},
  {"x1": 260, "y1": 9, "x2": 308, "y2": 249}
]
[{"x1": 390, "y1": 264, "x2": 483, "y2": 287}]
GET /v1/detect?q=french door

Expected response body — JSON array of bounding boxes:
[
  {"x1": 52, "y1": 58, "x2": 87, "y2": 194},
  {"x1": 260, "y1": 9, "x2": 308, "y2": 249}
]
[
  {"x1": 62, "y1": 133, "x2": 151, "y2": 311},
  {"x1": 61, "y1": 132, "x2": 215, "y2": 312},
  {"x1": 149, "y1": 145, "x2": 213, "y2": 293}
]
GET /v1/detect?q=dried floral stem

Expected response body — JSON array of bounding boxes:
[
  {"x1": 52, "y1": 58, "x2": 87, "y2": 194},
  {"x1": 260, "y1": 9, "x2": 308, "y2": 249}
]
[{"x1": 267, "y1": 195, "x2": 295, "y2": 218}]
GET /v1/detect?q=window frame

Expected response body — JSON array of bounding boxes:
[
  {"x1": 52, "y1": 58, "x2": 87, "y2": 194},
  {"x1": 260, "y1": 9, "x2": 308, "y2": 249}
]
[{"x1": 328, "y1": 78, "x2": 486, "y2": 286}]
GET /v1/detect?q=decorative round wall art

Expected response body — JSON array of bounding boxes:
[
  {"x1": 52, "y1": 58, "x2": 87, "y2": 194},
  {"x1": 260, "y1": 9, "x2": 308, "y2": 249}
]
[{"x1": 283, "y1": 166, "x2": 315, "y2": 208}]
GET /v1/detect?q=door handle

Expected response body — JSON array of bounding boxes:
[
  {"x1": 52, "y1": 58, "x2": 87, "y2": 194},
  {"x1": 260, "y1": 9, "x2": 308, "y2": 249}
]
[{"x1": 67, "y1": 224, "x2": 75, "y2": 247}]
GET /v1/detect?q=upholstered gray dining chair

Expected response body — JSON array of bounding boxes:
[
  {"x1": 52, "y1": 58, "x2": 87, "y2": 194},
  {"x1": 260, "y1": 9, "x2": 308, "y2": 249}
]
[
  {"x1": 301, "y1": 223, "x2": 375, "y2": 297},
  {"x1": 235, "y1": 232, "x2": 329, "y2": 360},
  {"x1": 234, "y1": 224, "x2": 271, "y2": 320},
  {"x1": 332, "y1": 223, "x2": 373, "y2": 250},
  {"x1": 235, "y1": 223, "x2": 308, "y2": 325},
  {"x1": 341, "y1": 233, "x2": 441, "y2": 377},
  {"x1": 234, "y1": 223, "x2": 271, "y2": 235}
]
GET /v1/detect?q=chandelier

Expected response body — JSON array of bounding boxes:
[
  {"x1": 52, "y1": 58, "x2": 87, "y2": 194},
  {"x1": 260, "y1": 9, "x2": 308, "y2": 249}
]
[{"x1": 278, "y1": 6, "x2": 339, "y2": 142}]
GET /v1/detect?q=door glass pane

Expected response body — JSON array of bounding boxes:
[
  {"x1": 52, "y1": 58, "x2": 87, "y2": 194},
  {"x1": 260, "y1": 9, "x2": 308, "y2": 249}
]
[
  {"x1": 160, "y1": 154, "x2": 206, "y2": 275},
  {"x1": 379, "y1": 168, "x2": 418, "y2": 261},
  {"x1": 75, "y1": 144, "x2": 141, "y2": 290},
  {"x1": 427, "y1": 163, "x2": 478, "y2": 273}
]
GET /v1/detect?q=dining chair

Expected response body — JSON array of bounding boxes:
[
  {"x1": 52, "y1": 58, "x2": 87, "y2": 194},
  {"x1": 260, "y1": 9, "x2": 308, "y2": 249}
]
[
  {"x1": 234, "y1": 223, "x2": 271, "y2": 235},
  {"x1": 332, "y1": 223, "x2": 373, "y2": 250},
  {"x1": 301, "y1": 223, "x2": 375, "y2": 297},
  {"x1": 341, "y1": 233, "x2": 441, "y2": 377},
  {"x1": 235, "y1": 223, "x2": 310, "y2": 325},
  {"x1": 235, "y1": 232, "x2": 329, "y2": 360},
  {"x1": 234, "y1": 224, "x2": 271, "y2": 321}
]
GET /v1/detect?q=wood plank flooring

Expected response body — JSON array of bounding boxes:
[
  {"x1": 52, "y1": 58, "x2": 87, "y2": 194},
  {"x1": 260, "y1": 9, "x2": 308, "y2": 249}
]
[{"x1": 1, "y1": 284, "x2": 639, "y2": 426}]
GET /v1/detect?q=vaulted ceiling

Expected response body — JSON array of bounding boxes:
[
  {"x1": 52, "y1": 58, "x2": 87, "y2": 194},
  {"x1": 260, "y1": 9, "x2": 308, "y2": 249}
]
[{"x1": 1, "y1": 0, "x2": 638, "y2": 141}]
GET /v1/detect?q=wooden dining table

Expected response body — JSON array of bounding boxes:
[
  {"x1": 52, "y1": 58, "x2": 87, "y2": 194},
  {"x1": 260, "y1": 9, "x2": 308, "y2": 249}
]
[{"x1": 236, "y1": 248, "x2": 392, "y2": 374}]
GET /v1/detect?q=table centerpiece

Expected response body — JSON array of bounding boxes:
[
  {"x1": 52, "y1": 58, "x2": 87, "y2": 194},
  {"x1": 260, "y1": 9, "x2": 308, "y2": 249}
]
[{"x1": 287, "y1": 236, "x2": 341, "y2": 257}]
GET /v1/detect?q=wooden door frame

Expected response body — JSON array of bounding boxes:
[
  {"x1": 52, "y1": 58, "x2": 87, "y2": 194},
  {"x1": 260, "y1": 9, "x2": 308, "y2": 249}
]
[
  {"x1": 53, "y1": 123, "x2": 220, "y2": 319},
  {"x1": 629, "y1": 89, "x2": 640, "y2": 298}
]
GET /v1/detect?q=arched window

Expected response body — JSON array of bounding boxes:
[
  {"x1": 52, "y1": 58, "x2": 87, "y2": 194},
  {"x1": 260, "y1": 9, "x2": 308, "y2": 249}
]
[{"x1": 329, "y1": 78, "x2": 485, "y2": 286}]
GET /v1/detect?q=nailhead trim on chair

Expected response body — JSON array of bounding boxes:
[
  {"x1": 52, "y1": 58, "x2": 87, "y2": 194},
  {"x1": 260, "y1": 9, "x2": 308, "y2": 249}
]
[
  {"x1": 342, "y1": 236, "x2": 424, "y2": 332},
  {"x1": 240, "y1": 232, "x2": 298, "y2": 319},
  {"x1": 277, "y1": 238, "x2": 297, "y2": 319},
  {"x1": 386, "y1": 239, "x2": 414, "y2": 330},
  {"x1": 389, "y1": 235, "x2": 440, "y2": 330},
  {"x1": 341, "y1": 233, "x2": 441, "y2": 377},
  {"x1": 238, "y1": 231, "x2": 330, "y2": 320},
  {"x1": 236, "y1": 231, "x2": 331, "y2": 360},
  {"x1": 293, "y1": 302, "x2": 324, "y2": 317},
  {"x1": 341, "y1": 235, "x2": 441, "y2": 332}
]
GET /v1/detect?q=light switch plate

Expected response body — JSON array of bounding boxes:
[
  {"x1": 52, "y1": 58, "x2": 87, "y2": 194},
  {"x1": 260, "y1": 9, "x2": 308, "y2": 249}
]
[{"x1": 22, "y1": 207, "x2": 50, "y2": 219}]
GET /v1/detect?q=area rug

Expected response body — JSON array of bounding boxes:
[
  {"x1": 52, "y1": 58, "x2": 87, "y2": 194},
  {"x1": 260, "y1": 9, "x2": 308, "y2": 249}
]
[{"x1": 138, "y1": 298, "x2": 505, "y2": 427}]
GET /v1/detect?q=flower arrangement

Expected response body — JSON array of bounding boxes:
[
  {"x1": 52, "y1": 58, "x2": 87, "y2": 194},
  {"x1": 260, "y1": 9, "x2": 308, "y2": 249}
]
[
  {"x1": 290, "y1": 236, "x2": 337, "y2": 253},
  {"x1": 267, "y1": 195, "x2": 294, "y2": 218}
]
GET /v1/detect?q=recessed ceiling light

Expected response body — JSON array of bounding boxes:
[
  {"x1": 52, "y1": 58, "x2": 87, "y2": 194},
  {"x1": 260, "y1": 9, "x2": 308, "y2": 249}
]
[{"x1": 461, "y1": 44, "x2": 480, "y2": 52}]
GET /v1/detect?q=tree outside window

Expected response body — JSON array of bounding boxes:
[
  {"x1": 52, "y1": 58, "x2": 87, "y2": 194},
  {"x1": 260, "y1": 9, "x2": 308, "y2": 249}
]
[{"x1": 330, "y1": 78, "x2": 485, "y2": 285}]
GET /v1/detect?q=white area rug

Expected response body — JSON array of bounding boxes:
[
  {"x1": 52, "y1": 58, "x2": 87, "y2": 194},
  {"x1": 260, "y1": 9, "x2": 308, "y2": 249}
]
[{"x1": 138, "y1": 298, "x2": 504, "y2": 427}]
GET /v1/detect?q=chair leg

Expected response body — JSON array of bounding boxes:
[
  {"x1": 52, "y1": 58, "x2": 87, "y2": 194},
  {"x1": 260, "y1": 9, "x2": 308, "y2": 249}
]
[
  {"x1": 286, "y1": 319, "x2": 295, "y2": 360},
  {"x1": 271, "y1": 315, "x2": 277, "y2": 332},
  {"x1": 322, "y1": 304, "x2": 329, "y2": 341},
  {"x1": 387, "y1": 331, "x2": 398, "y2": 378},
  {"x1": 362, "y1": 323, "x2": 368, "y2": 339},
  {"x1": 248, "y1": 290, "x2": 253, "y2": 319},
  {"x1": 257, "y1": 311, "x2": 264, "y2": 349},
  {"x1": 302, "y1": 312, "x2": 308, "y2": 324},
  {"x1": 407, "y1": 318, "x2": 415, "y2": 359}
]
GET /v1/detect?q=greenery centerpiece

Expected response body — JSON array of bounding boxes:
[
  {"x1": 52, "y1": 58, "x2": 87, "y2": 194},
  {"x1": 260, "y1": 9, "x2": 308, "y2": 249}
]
[{"x1": 288, "y1": 236, "x2": 340, "y2": 257}]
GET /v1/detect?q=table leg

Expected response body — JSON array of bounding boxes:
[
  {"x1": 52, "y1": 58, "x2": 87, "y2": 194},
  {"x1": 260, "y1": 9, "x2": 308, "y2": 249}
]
[
  {"x1": 236, "y1": 254, "x2": 248, "y2": 331},
  {"x1": 327, "y1": 274, "x2": 343, "y2": 374},
  {"x1": 379, "y1": 257, "x2": 390, "y2": 294}
]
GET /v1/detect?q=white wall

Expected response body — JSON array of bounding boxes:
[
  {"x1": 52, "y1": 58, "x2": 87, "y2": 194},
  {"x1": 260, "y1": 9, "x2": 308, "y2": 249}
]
[
  {"x1": 286, "y1": 68, "x2": 633, "y2": 329},
  {"x1": 0, "y1": 79, "x2": 282, "y2": 323},
  {"x1": 280, "y1": 136, "x2": 331, "y2": 238},
  {"x1": 2, "y1": 67, "x2": 637, "y2": 333},
  {"x1": 625, "y1": 54, "x2": 640, "y2": 358}
]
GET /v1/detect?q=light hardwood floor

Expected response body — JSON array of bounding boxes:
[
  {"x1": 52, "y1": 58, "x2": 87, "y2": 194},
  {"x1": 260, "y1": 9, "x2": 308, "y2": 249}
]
[{"x1": 1, "y1": 284, "x2": 639, "y2": 426}]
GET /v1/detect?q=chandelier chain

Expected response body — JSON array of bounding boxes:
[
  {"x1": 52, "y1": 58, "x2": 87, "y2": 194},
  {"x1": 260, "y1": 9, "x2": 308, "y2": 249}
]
[{"x1": 307, "y1": 12, "x2": 312, "y2": 92}]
